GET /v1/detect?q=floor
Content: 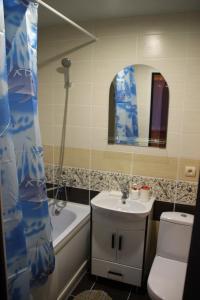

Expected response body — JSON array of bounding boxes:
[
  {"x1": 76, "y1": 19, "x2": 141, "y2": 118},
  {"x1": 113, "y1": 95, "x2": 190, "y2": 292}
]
[{"x1": 67, "y1": 272, "x2": 150, "y2": 300}]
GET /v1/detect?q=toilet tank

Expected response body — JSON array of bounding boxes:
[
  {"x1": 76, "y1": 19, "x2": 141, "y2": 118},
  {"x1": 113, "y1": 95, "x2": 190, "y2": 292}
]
[{"x1": 157, "y1": 212, "x2": 194, "y2": 263}]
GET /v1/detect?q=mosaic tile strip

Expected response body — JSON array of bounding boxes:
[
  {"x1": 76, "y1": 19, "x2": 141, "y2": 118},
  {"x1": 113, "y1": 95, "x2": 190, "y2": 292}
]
[
  {"x1": 45, "y1": 165, "x2": 197, "y2": 206},
  {"x1": 175, "y1": 181, "x2": 198, "y2": 206},
  {"x1": 45, "y1": 164, "x2": 90, "y2": 189}
]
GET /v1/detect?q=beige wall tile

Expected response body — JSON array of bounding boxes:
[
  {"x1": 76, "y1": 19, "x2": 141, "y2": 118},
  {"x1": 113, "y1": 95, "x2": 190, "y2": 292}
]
[
  {"x1": 182, "y1": 110, "x2": 200, "y2": 134},
  {"x1": 132, "y1": 154, "x2": 178, "y2": 179},
  {"x1": 69, "y1": 83, "x2": 93, "y2": 106},
  {"x1": 92, "y1": 60, "x2": 132, "y2": 84},
  {"x1": 184, "y1": 59, "x2": 200, "y2": 116},
  {"x1": 177, "y1": 158, "x2": 200, "y2": 182},
  {"x1": 92, "y1": 83, "x2": 110, "y2": 106},
  {"x1": 186, "y1": 32, "x2": 200, "y2": 58},
  {"x1": 93, "y1": 35, "x2": 137, "y2": 61},
  {"x1": 52, "y1": 146, "x2": 90, "y2": 168},
  {"x1": 166, "y1": 133, "x2": 181, "y2": 157},
  {"x1": 91, "y1": 127, "x2": 108, "y2": 150},
  {"x1": 139, "y1": 59, "x2": 187, "y2": 85},
  {"x1": 40, "y1": 125, "x2": 55, "y2": 145},
  {"x1": 184, "y1": 93, "x2": 200, "y2": 111},
  {"x1": 52, "y1": 61, "x2": 93, "y2": 84},
  {"x1": 67, "y1": 105, "x2": 91, "y2": 127},
  {"x1": 138, "y1": 33, "x2": 187, "y2": 59},
  {"x1": 167, "y1": 108, "x2": 183, "y2": 134},
  {"x1": 68, "y1": 126, "x2": 91, "y2": 149},
  {"x1": 168, "y1": 84, "x2": 185, "y2": 110},
  {"x1": 91, "y1": 105, "x2": 108, "y2": 128},
  {"x1": 43, "y1": 145, "x2": 54, "y2": 165},
  {"x1": 64, "y1": 147, "x2": 90, "y2": 169},
  {"x1": 134, "y1": 14, "x2": 188, "y2": 34},
  {"x1": 106, "y1": 144, "x2": 135, "y2": 154},
  {"x1": 185, "y1": 59, "x2": 200, "y2": 85},
  {"x1": 53, "y1": 125, "x2": 71, "y2": 147},
  {"x1": 91, "y1": 150, "x2": 132, "y2": 173},
  {"x1": 41, "y1": 125, "x2": 71, "y2": 148},
  {"x1": 38, "y1": 83, "x2": 53, "y2": 106},
  {"x1": 38, "y1": 46, "x2": 57, "y2": 67},
  {"x1": 179, "y1": 133, "x2": 200, "y2": 160},
  {"x1": 53, "y1": 105, "x2": 65, "y2": 127},
  {"x1": 38, "y1": 104, "x2": 53, "y2": 126},
  {"x1": 38, "y1": 64, "x2": 53, "y2": 84},
  {"x1": 52, "y1": 84, "x2": 66, "y2": 106}
]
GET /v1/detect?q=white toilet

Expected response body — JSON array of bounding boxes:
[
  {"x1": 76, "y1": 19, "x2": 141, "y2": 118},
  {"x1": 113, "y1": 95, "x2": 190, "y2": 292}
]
[{"x1": 147, "y1": 212, "x2": 194, "y2": 300}]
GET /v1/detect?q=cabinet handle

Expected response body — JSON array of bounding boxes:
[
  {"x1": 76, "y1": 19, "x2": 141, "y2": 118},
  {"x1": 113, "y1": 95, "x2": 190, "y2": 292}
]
[
  {"x1": 111, "y1": 234, "x2": 116, "y2": 249},
  {"x1": 108, "y1": 271, "x2": 122, "y2": 277},
  {"x1": 118, "y1": 235, "x2": 122, "y2": 251}
]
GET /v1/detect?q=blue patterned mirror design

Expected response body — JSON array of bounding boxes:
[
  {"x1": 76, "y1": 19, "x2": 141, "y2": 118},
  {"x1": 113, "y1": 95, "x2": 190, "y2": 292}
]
[{"x1": 108, "y1": 64, "x2": 169, "y2": 148}]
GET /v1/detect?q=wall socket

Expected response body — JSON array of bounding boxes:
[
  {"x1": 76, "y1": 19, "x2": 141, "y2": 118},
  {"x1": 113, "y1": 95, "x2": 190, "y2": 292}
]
[{"x1": 184, "y1": 166, "x2": 196, "y2": 177}]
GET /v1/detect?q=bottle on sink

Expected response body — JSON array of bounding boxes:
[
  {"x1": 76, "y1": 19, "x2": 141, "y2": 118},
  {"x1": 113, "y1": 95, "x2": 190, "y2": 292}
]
[
  {"x1": 130, "y1": 184, "x2": 140, "y2": 200},
  {"x1": 140, "y1": 185, "x2": 151, "y2": 202}
]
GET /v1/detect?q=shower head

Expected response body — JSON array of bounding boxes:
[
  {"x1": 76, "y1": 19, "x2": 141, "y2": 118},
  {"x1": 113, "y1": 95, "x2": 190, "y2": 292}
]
[
  {"x1": 61, "y1": 58, "x2": 71, "y2": 68},
  {"x1": 61, "y1": 58, "x2": 72, "y2": 88}
]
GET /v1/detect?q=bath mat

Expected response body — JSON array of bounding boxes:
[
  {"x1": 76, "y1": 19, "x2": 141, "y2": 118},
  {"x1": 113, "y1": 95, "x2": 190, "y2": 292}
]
[{"x1": 74, "y1": 290, "x2": 112, "y2": 300}]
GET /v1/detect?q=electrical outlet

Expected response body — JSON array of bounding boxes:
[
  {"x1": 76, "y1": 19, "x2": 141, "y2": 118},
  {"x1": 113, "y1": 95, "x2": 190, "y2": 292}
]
[{"x1": 184, "y1": 166, "x2": 196, "y2": 177}]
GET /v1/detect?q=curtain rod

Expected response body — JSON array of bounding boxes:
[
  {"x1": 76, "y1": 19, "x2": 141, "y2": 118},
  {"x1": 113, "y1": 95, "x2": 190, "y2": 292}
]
[{"x1": 37, "y1": 0, "x2": 97, "y2": 41}]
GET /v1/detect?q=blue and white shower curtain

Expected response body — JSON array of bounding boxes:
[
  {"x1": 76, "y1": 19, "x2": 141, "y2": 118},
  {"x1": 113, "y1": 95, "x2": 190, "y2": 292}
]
[
  {"x1": 0, "y1": 1, "x2": 55, "y2": 299},
  {"x1": 114, "y1": 65, "x2": 139, "y2": 144}
]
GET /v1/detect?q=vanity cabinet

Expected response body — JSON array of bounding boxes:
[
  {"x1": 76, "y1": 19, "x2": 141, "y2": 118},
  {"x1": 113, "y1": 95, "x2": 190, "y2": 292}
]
[
  {"x1": 117, "y1": 228, "x2": 145, "y2": 268},
  {"x1": 92, "y1": 219, "x2": 145, "y2": 268},
  {"x1": 91, "y1": 208, "x2": 152, "y2": 286},
  {"x1": 92, "y1": 221, "x2": 117, "y2": 262}
]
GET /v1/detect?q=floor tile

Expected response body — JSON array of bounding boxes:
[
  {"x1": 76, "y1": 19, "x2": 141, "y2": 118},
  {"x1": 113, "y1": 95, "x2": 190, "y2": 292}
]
[
  {"x1": 71, "y1": 272, "x2": 96, "y2": 296},
  {"x1": 93, "y1": 277, "x2": 132, "y2": 300},
  {"x1": 129, "y1": 289, "x2": 150, "y2": 300}
]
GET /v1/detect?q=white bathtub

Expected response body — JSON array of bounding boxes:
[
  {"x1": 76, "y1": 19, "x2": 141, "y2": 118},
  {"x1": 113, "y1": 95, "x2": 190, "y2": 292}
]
[{"x1": 31, "y1": 201, "x2": 90, "y2": 300}]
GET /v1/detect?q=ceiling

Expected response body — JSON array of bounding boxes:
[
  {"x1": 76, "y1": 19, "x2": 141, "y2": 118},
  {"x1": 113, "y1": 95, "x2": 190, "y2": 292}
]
[{"x1": 38, "y1": 0, "x2": 200, "y2": 27}]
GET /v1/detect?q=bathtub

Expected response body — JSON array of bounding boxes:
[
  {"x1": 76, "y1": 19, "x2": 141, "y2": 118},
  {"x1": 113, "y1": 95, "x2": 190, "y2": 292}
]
[{"x1": 31, "y1": 201, "x2": 90, "y2": 300}]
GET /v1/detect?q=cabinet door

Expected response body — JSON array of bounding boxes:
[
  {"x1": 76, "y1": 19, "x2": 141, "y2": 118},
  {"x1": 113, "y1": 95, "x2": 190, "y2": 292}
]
[
  {"x1": 117, "y1": 229, "x2": 145, "y2": 268},
  {"x1": 92, "y1": 221, "x2": 117, "y2": 262}
]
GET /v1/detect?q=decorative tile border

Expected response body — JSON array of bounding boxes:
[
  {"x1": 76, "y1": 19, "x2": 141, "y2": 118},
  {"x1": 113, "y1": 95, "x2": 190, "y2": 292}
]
[
  {"x1": 174, "y1": 181, "x2": 198, "y2": 206},
  {"x1": 45, "y1": 165, "x2": 198, "y2": 206},
  {"x1": 45, "y1": 165, "x2": 90, "y2": 189}
]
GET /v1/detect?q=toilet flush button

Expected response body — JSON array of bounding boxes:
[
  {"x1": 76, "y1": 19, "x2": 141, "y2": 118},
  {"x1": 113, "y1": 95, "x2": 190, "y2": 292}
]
[{"x1": 185, "y1": 166, "x2": 196, "y2": 177}]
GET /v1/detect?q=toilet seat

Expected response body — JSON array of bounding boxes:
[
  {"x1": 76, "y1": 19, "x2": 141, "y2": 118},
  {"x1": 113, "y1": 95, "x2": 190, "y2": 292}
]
[{"x1": 147, "y1": 256, "x2": 187, "y2": 300}]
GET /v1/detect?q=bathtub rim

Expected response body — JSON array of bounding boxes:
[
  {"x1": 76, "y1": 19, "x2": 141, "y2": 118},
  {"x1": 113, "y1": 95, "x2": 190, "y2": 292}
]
[{"x1": 50, "y1": 201, "x2": 90, "y2": 254}]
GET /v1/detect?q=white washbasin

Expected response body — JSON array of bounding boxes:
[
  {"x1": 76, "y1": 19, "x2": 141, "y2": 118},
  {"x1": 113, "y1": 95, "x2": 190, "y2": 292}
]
[{"x1": 91, "y1": 191, "x2": 155, "y2": 219}]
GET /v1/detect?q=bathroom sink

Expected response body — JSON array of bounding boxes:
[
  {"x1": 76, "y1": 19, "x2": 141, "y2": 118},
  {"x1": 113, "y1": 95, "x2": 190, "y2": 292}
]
[{"x1": 91, "y1": 191, "x2": 155, "y2": 219}]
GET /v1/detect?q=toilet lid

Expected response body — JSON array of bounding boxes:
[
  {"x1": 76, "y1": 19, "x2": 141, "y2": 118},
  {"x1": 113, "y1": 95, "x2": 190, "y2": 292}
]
[{"x1": 147, "y1": 256, "x2": 187, "y2": 300}]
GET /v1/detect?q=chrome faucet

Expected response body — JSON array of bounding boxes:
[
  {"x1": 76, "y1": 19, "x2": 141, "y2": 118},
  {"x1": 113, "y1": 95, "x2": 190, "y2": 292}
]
[
  {"x1": 121, "y1": 189, "x2": 129, "y2": 204},
  {"x1": 114, "y1": 176, "x2": 129, "y2": 204}
]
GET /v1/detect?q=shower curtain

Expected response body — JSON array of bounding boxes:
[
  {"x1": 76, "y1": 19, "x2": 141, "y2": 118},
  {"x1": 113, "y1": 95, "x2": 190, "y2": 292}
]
[
  {"x1": 114, "y1": 65, "x2": 139, "y2": 144},
  {"x1": 0, "y1": 1, "x2": 55, "y2": 299}
]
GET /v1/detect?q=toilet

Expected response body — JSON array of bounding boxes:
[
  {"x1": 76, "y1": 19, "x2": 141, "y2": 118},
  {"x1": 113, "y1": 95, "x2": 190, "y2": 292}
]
[{"x1": 147, "y1": 212, "x2": 194, "y2": 300}]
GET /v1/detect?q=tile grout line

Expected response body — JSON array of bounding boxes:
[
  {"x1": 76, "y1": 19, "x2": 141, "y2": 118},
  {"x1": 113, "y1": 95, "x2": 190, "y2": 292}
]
[
  {"x1": 126, "y1": 287, "x2": 133, "y2": 300},
  {"x1": 90, "y1": 279, "x2": 97, "y2": 290},
  {"x1": 70, "y1": 278, "x2": 96, "y2": 298}
]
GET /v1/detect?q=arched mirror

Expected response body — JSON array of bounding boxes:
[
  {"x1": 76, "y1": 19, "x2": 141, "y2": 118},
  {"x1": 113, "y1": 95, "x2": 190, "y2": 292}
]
[{"x1": 108, "y1": 64, "x2": 169, "y2": 148}]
